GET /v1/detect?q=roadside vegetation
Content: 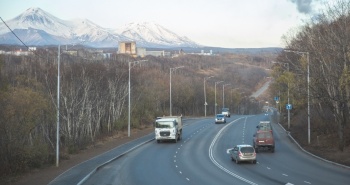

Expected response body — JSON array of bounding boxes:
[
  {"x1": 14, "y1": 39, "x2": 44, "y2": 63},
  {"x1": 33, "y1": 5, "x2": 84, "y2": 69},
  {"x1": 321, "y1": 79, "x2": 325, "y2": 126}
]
[
  {"x1": 271, "y1": 0, "x2": 350, "y2": 165},
  {"x1": 0, "y1": 48, "x2": 273, "y2": 179},
  {"x1": 4, "y1": 0, "x2": 350, "y2": 180}
]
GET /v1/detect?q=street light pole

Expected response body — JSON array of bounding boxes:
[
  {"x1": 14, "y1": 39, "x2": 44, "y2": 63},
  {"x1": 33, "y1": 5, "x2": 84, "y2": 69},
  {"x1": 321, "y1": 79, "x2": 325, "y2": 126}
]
[
  {"x1": 128, "y1": 60, "x2": 147, "y2": 137},
  {"x1": 170, "y1": 66, "x2": 184, "y2": 116},
  {"x1": 307, "y1": 52, "x2": 310, "y2": 144},
  {"x1": 56, "y1": 45, "x2": 60, "y2": 167},
  {"x1": 284, "y1": 50, "x2": 310, "y2": 144},
  {"x1": 222, "y1": 84, "x2": 230, "y2": 108},
  {"x1": 287, "y1": 64, "x2": 290, "y2": 130},
  {"x1": 204, "y1": 76, "x2": 214, "y2": 117},
  {"x1": 214, "y1": 81, "x2": 223, "y2": 115}
]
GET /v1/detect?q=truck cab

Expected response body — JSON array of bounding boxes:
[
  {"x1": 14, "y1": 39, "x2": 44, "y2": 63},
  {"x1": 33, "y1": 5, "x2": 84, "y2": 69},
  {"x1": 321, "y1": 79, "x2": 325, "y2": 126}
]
[
  {"x1": 155, "y1": 116, "x2": 182, "y2": 143},
  {"x1": 221, "y1": 108, "x2": 230, "y2": 117}
]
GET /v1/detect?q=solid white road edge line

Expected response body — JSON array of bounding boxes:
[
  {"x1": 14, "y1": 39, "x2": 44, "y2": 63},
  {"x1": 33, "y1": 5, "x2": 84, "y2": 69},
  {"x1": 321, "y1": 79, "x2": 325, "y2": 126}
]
[{"x1": 208, "y1": 117, "x2": 258, "y2": 185}]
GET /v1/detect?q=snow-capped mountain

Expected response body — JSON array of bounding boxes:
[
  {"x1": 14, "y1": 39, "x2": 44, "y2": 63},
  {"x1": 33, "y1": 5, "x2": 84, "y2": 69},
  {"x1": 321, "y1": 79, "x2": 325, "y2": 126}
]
[
  {"x1": 0, "y1": 7, "x2": 199, "y2": 48},
  {"x1": 116, "y1": 22, "x2": 198, "y2": 48}
]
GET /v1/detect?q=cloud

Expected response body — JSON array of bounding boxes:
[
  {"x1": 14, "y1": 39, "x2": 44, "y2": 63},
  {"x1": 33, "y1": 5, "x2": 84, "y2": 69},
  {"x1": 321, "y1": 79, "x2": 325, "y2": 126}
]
[{"x1": 289, "y1": 0, "x2": 314, "y2": 14}]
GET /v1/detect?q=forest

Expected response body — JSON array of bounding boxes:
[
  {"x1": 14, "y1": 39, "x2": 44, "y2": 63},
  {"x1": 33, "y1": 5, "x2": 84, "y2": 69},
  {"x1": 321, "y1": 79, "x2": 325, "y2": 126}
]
[
  {"x1": 271, "y1": 0, "x2": 350, "y2": 162},
  {"x1": 0, "y1": 48, "x2": 272, "y2": 177}
]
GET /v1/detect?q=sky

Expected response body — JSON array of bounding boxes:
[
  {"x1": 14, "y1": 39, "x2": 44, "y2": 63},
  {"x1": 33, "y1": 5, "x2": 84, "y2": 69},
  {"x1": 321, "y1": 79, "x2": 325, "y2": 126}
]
[{"x1": 0, "y1": 0, "x2": 331, "y2": 48}]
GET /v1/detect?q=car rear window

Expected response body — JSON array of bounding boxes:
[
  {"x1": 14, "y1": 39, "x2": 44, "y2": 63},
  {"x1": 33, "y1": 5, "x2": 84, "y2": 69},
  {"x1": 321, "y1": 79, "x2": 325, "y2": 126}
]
[
  {"x1": 241, "y1": 147, "x2": 254, "y2": 153},
  {"x1": 257, "y1": 132, "x2": 272, "y2": 138}
]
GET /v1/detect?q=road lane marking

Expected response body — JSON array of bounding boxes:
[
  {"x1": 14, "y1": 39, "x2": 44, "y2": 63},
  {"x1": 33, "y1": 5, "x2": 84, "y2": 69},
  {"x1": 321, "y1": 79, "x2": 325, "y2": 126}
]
[
  {"x1": 283, "y1": 174, "x2": 288, "y2": 176},
  {"x1": 186, "y1": 178, "x2": 190, "y2": 181},
  {"x1": 209, "y1": 117, "x2": 258, "y2": 185},
  {"x1": 267, "y1": 167, "x2": 271, "y2": 170},
  {"x1": 304, "y1": 181, "x2": 311, "y2": 184}
]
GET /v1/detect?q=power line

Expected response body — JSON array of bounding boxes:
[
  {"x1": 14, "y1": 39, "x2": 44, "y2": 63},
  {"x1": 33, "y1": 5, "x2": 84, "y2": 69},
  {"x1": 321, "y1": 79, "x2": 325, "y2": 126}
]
[{"x1": 0, "y1": 17, "x2": 29, "y2": 49}]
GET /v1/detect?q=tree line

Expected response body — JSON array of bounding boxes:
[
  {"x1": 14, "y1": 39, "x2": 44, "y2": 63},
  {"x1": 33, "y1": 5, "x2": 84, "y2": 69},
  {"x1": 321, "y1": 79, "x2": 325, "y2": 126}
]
[{"x1": 272, "y1": 0, "x2": 350, "y2": 151}]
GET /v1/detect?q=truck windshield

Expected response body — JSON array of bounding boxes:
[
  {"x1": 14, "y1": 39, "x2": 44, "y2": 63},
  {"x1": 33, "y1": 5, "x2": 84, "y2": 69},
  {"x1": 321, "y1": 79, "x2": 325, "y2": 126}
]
[{"x1": 155, "y1": 121, "x2": 174, "y2": 128}]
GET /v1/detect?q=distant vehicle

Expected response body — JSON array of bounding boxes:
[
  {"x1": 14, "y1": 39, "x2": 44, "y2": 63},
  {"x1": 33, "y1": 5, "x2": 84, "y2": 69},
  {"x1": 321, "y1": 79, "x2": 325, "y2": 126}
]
[
  {"x1": 256, "y1": 121, "x2": 273, "y2": 133},
  {"x1": 229, "y1": 144, "x2": 257, "y2": 164},
  {"x1": 155, "y1": 116, "x2": 182, "y2": 143},
  {"x1": 253, "y1": 131, "x2": 275, "y2": 153},
  {"x1": 221, "y1": 108, "x2": 230, "y2": 117},
  {"x1": 215, "y1": 114, "x2": 226, "y2": 124}
]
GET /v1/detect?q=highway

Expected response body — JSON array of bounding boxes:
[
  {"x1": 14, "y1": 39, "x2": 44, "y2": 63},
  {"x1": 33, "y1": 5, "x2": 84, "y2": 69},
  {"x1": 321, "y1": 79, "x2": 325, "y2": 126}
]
[{"x1": 73, "y1": 114, "x2": 349, "y2": 185}]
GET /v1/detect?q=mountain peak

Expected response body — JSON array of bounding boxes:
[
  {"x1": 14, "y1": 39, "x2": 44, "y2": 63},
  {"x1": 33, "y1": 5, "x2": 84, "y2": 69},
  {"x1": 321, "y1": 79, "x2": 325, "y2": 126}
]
[
  {"x1": 15, "y1": 7, "x2": 54, "y2": 22},
  {"x1": 24, "y1": 7, "x2": 44, "y2": 14},
  {"x1": 0, "y1": 8, "x2": 199, "y2": 48},
  {"x1": 117, "y1": 21, "x2": 198, "y2": 48}
]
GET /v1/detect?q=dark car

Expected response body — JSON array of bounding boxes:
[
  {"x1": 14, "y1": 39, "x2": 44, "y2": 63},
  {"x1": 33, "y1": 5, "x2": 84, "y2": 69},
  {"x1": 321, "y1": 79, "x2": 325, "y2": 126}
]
[
  {"x1": 215, "y1": 114, "x2": 226, "y2": 124},
  {"x1": 229, "y1": 144, "x2": 257, "y2": 164}
]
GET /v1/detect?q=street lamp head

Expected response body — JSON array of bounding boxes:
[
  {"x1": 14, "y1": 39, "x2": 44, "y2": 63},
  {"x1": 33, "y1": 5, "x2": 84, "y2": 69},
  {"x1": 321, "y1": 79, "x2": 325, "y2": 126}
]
[
  {"x1": 215, "y1": 81, "x2": 224, "y2": 85},
  {"x1": 174, "y1": 66, "x2": 184, "y2": 69},
  {"x1": 205, "y1": 76, "x2": 214, "y2": 81}
]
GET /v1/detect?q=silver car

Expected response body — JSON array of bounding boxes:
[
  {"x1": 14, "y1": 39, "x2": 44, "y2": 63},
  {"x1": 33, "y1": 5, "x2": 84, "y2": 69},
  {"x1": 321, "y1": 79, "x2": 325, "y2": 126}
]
[
  {"x1": 215, "y1": 114, "x2": 226, "y2": 124},
  {"x1": 230, "y1": 144, "x2": 257, "y2": 164}
]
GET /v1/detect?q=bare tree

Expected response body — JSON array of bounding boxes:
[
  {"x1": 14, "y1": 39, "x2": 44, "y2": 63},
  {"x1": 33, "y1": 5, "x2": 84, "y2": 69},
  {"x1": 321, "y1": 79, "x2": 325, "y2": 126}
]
[{"x1": 282, "y1": 0, "x2": 350, "y2": 151}]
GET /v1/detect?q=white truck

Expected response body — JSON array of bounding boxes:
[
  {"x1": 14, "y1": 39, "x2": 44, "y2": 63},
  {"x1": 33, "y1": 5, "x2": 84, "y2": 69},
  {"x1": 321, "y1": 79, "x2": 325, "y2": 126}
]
[
  {"x1": 155, "y1": 116, "x2": 182, "y2": 143},
  {"x1": 222, "y1": 108, "x2": 231, "y2": 117}
]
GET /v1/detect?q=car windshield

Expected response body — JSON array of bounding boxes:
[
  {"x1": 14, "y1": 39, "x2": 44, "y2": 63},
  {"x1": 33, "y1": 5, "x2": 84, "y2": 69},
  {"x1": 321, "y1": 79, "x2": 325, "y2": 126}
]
[
  {"x1": 155, "y1": 121, "x2": 174, "y2": 128},
  {"x1": 241, "y1": 147, "x2": 254, "y2": 153},
  {"x1": 216, "y1": 114, "x2": 224, "y2": 118},
  {"x1": 222, "y1": 108, "x2": 229, "y2": 112}
]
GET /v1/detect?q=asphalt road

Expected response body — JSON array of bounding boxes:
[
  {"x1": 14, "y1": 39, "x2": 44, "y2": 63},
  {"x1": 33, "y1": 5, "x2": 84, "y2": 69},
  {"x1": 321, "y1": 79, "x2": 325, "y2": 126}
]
[{"x1": 61, "y1": 114, "x2": 349, "y2": 185}]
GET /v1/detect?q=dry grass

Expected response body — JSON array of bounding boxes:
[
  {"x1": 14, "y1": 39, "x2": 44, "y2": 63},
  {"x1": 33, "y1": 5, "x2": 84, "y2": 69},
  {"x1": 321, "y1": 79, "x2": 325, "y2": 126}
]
[{"x1": 279, "y1": 109, "x2": 350, "y2": 167}]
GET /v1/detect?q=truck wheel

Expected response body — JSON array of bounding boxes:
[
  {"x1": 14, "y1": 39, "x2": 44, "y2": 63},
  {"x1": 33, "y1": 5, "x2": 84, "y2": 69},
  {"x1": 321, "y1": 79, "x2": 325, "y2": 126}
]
[
  {"x1": 253, "y1": 160, "x2": 257, "y2": 164},
  {"x1": 255, "y1": 148, "x2": 259, "y2": 153},
  {"x1": 271, "y1": 148, "x2": 275, "y2": 153}
]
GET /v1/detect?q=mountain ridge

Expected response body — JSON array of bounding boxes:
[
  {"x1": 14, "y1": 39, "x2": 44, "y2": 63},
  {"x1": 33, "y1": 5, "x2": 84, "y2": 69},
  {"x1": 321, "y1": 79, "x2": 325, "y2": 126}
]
[{"x1": 0, "y1": 7, "x2": 199, "y2": 48}]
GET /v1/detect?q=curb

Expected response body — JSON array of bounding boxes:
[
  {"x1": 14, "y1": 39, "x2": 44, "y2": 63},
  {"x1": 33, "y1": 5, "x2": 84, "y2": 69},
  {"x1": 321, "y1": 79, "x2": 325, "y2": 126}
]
[
  {"x1": 277, "y1": 122, "x2": 350, "y2": 169},
  {"x1": 77, "y1": 138, "x2": 155, "y2": 185}
]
